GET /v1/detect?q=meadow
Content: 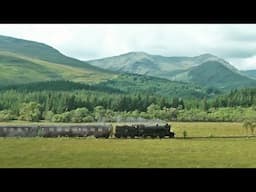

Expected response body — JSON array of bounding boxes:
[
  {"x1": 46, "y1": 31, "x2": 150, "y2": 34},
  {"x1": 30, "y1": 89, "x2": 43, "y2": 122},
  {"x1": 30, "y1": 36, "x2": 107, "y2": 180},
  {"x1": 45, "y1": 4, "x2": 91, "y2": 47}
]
[{"x1": 0, "y1": 122, "x2": 255, "y2": 168}]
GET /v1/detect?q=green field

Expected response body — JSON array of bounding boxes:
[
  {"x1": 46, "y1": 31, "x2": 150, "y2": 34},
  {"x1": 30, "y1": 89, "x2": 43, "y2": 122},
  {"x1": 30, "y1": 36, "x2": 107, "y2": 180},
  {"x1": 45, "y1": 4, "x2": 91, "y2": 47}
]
[
  {"x1": 0, "y1": 122, "x2": 255, "y2": 168},
  {"x1": 171, "y1": 122, "x2": 247, "y2": 137}
]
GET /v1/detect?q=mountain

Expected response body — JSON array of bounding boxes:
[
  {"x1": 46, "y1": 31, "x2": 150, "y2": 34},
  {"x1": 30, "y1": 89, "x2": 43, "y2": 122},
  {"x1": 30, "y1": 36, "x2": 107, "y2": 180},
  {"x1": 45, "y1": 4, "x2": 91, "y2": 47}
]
[
  {"x1": 0, "y1": 35, "x2": 107, "y2": 71},
  {"x1": 0, "y1": 35, "x2": 217, "y2": 99},
  {"x1": 242, "y1": 70, "x2": 256, "y2": 79},
  {"x1": 0, "y1": 34, "x2": 253, "y2": 98},
  {"x1": 87, "y1": 52, "x2": 256, "y2": 90},
  {"x1": 87, "y1": 52, "x2": 232, "y2": 77},
  {"x1": 0, "y1": 35, "x2": 116, "y2": 86},
  {"x1": 172, "y1": 61, "x2": 256, "y2": 89}
]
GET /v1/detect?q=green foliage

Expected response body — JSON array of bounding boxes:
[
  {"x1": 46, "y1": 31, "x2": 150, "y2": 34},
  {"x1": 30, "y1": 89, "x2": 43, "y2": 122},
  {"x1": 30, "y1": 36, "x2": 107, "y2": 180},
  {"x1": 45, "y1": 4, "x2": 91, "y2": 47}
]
[
  {"x1": 1, "y1": 81, "x2": 256, "y2": 123},
  {"x1": 82, "y1": 115, "x2": 94, "y2": 122},
  {"x1": 18, "y1": 102, "x2": 41, "y2": 122},
  {"x1": 98, "y1": 74, "x2": 212, "y2": 99},
  {"x1": 213, "y1": 88, "x2": 256, "y2": 108},
  {"x1": 147, "y1": 104, "x2": 160, "y2": 113},
  {"x1": 183, "y1": 130, "x2": 187, "y2": 138},
  {"x1": 177, "y1": 107, "x2": 256, "y2": 122},
  {"x1": 51, "y1": 114, "x2": 63, "y2": 122},
  {"x1": 243, "y1": 120, "x2": 256, "y2": 135},
  {"x1": 43, "y1": 111, "x2": 54, "y2": 121},
  {"x1": 0, "y1": 80, "x2": 121, "y2": 94},
  {"x1": 71, "y1": 108, "x2": 89, "y2": 123},
  {"x1": 0, "y1": 110, "x2": 15, "y2": 121}
]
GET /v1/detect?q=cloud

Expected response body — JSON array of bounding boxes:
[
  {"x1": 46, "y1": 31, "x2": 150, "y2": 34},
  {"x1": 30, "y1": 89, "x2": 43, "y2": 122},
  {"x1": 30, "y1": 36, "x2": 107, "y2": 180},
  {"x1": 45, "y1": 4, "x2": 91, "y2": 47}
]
[
  {"x1": 0, "y1": 24, "x2": 256, "y2": 70},
  {"x1": 228, "y1": 55, "x2": 256, "y2": 71}
]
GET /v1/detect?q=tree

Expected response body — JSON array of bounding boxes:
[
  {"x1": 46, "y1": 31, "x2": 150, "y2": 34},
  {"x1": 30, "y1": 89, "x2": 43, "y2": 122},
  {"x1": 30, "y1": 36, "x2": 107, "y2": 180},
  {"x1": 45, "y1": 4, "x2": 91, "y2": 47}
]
[
  {"x1": 202, "y1": 97, "x2": 209, "y2": 111},
  {"x1": 43, "y1": 111, "x2": 54, "y2": 121},
  {"x1": 243, "y1": 120, "x2": 256, "y2": 136},
  {"x1": 71, "y1": 107, "x2": 89, "y2": 123},
  {"x1": 147, "y1": 104, "x2": 160, "y2": 119},
  {"x1": 172, "y1": 97, "x2": 179, "y2": 108},
  {"x1": 18, "y1": 102, "x2": 41, "y2": 122},
  {"x1": 0, "y1": 110, "x2": 15, "y2": 122},
  {"x1": 147, "y1": 103, "x2": 160, "y2": 113},
  {"x1": 51, "y1": 114, "x2": 63, "y2": 122},
  {"x1": 178, "y1": 98, "x2": 185, "y2": 110},
  {"x1": 94, "y1": 106, "x2": 106, "y2": 121}
]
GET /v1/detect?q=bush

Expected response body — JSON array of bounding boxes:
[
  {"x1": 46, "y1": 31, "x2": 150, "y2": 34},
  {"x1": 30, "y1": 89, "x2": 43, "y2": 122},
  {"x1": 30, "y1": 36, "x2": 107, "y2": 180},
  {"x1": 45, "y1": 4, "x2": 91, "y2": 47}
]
[
  {"x1": 0, "y1": 110, "x2": 15, "y2": 121},
  {"x1": 18, "y1": 102, "x2": 41, "y2": 122},
  {"x1": 183, "y1": 130, "x2": 187, "y2": 138},
  {"x1": 43, "y1": 111, "x2": 55, "y2": 121},
  {"x1": 51, "y1": 114, "x2": 63, "y2": 122},
  {"x1": 82, "y1": 116, "x2": 94, "y2": 122}
]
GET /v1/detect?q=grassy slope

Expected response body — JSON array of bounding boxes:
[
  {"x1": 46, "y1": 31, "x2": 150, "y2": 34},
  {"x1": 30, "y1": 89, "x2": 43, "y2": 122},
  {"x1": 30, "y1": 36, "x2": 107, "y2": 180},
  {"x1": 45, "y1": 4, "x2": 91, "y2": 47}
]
[
  {"x1": 0, "y1": 51, "x2": 212, "y2": 98},
  {"x1": 174, "y1": 61, "x2": 256, "y2": 90},
  {"x1": 0, "y1": 51, "x2": 116, "y2": 86},
  {"x1": 0, "y1": 35, "x2": 110, "y2": 72},
  {"x1": 0, "y1": 122, "x2": 255, "y2": 168}
]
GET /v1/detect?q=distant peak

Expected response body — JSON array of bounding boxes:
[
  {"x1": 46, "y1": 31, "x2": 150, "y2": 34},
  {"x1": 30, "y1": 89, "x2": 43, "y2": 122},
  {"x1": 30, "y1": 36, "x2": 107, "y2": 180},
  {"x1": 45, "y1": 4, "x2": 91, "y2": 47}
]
[
  {"x1": 197, "y1": 53, "x2": 218, "y2": 58},
  {"x1": 125, "y1": 51, "x2": 149, "y2": 56}
]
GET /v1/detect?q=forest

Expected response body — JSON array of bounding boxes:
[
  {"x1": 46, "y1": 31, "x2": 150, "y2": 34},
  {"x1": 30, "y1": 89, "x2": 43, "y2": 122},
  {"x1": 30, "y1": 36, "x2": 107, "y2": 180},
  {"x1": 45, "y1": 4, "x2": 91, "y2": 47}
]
[{"x1": 0, "y1": 80, "x2": 255, "y2": 123}]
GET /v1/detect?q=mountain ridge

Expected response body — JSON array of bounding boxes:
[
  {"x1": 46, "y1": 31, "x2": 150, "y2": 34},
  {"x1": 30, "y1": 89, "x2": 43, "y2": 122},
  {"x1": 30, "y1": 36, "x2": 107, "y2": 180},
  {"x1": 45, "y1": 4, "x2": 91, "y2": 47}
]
[
  {"x1": 87, "y1": 51, "x2": 256, "y2": 90},
  {"x1": 0, "y1": 34, "x2": 255, "y2": 93},
  {"x1": 0, "y1": 34, "x2": 217, "y2": 99},
  {"x1": 0, "y1": 35, "x2": 117, "y2": 86},
  {"x1": 0, "y1": 35, "x2": 113, "y2": 73}
]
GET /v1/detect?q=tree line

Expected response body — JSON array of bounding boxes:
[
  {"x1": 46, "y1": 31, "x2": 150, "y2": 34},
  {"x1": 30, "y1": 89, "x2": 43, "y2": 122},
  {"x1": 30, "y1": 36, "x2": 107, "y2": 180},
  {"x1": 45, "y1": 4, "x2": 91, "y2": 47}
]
[{"x1": 0, "y1": 81, "x2": 256, "y2": 122}]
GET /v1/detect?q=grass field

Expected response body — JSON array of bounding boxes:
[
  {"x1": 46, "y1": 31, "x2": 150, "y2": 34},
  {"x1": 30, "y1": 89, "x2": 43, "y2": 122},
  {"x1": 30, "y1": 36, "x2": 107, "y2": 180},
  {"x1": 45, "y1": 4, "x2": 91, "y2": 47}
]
[
  {"x1": 0, "y1": 122, "x2": 255, "y2": 168},
  {"x1": 171, "y1": 122, "x2": 247, "y2": 137}
]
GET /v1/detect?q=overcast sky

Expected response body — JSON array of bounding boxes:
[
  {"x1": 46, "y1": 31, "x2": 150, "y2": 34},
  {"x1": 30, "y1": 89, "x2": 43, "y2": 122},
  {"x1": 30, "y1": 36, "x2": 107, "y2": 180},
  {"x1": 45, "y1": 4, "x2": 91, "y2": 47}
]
[{"x1": 0, "y1": 24, "x2": 256, "y2": 70}]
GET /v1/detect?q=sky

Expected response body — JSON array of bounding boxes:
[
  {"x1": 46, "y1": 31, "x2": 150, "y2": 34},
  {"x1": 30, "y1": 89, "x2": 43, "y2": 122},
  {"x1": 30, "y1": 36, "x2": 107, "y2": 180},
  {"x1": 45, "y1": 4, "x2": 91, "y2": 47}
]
[{"x1": 0, "y1": 24, "x2": 256, "y2": 70}]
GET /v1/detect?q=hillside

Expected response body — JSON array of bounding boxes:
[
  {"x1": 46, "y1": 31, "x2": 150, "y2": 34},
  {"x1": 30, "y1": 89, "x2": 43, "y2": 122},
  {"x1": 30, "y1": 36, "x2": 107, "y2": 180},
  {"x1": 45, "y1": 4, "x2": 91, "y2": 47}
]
[
  {"x1": 171, "y1": 61, "x2": 256, "y2": 89},
  {"x1": 87, "y1": 52, "x2": 256, "y2": 90},
  {"x1": 0, "y1": 80, "x2": 122, "y2": 94},
  {"x1": 1, "y1": 34, "x2": 252, "y2": 97},
  {"x1": 242, "y1": 70, "x2": 256, "y2": 79},
  {"x1": 97, "y1": 73, "x2": 219, "y2": 98},
  {"x1": 0, "y1": 35, "x2": 117, "y2": 86},
  {"x1": 87, "y1": 52, "x2": 233, "y2": 77},
  {"x1": 0, "y1": 51, "x2": 116, "y2": 86},
  {"x1": 0, "y1": 35, "x2": 109, "y2": 72},
  {"x1": 0, "y1": 49, "x2": 216, "y2": 98}
]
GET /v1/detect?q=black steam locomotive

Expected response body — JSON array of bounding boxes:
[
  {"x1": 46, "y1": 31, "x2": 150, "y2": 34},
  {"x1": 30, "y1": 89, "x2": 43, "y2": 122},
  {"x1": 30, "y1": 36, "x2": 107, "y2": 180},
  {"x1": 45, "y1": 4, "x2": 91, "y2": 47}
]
[
  {"x1": 115, "y1": 124, "x2": 175, "y2": 138},
  {"x1": 0, "y1": 123, "x2": 175, "y2": 138}
]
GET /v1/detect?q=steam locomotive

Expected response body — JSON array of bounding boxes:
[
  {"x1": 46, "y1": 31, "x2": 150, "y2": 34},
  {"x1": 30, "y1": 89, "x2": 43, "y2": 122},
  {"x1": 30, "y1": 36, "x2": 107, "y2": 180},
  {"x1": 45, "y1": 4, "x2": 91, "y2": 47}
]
[
  {"x1": 0, "y1": 123, "x2": 175, "y2": 138},
  {"x1": 115, "y1": 124, "x2": 175, "y2": 138}
]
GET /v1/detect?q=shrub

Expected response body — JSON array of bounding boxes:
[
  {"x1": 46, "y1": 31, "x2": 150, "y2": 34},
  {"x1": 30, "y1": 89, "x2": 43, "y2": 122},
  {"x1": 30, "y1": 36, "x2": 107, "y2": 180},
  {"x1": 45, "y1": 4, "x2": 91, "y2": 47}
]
[{"x1": 183, "y1": 130, "x2": 187, "y2": 138}]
